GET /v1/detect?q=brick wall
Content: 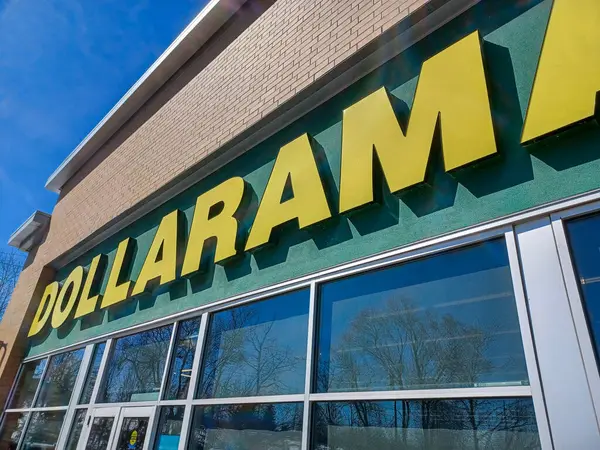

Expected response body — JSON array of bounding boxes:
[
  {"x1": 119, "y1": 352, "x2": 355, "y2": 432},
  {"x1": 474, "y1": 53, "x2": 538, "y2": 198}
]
[{"x1": 0, "y1": 0, "x2": 431, "y2": 404}]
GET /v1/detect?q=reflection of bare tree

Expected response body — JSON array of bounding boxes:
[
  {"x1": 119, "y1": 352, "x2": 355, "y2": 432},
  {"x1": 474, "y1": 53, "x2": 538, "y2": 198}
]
[
  {"x1": 313, "y1": 398, "x2": 540, "y2": 450},
  {"x1": 166, "y1": 319, "x2": 200, "y2": 399},
  {"x1": 200, "y1": 307, "x2": 302, "y2": 398},
  {"x1": 189, "y1": 403, "x2": 303, "y2": 450},
  {"x1": 102, "y1": 326, "x2": 172, "y2": 402},
  {"x1": 320, "y1": 296, "x2": 511, "y2": 393},
  {"x1": 37, "y1": 349, "x2": 84, "y2": 406}
]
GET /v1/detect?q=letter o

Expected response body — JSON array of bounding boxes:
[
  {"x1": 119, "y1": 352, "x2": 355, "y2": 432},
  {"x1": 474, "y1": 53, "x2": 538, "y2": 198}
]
[{"x1": 51, "y1": 266, "x2": 84, "y2": 329}]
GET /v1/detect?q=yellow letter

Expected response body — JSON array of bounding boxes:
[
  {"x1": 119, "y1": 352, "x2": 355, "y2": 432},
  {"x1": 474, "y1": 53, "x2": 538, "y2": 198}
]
[
  {"x1": 101, "y1": 238, "x2": 135, "y2": 308},
  {"x1": 245, "y1": 134, "x2": 332, "y2": 250},
  {"x1": 522, "y1": 0, "x2": 600, "y2": 143},
  {"x1": 182, "y1": 177, "x2": 247, "y2": 277},
  {"x1": 131, "y1": 210, "x2": 181, "y2": 296},
  {"x1": 28, "y1": 282, "x2": 59, "y2": 337},
  {"x1": 75, "y1": 254, "x2": 107, "y2": 319},
  {"x1": 339, "y1": 31, "x2": 496, "y2": 213},
  {"x1": 51, "y1": 266, "x2": 84, "y2": 329}
]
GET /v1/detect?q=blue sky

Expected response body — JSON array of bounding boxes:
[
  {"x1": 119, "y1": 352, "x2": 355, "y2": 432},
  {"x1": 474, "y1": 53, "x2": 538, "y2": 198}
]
[{"x1": 0, "y1": 0, "x2": 207, "y2": 254}]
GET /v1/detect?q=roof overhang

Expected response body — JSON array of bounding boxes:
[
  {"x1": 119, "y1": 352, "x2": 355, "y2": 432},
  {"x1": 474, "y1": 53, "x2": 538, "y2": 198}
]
[
  {"x1": 45, "y1": 0, "x2": 248, "y2": 193},
  {"x1": 8, "y1": 211, "x2": 52, "y2": 252}
]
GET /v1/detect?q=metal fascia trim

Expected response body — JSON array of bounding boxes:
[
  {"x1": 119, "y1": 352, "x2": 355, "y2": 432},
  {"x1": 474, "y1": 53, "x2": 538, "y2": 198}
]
[
  {"x1": 7, "y1": 211, "x2": 52, "y2": 251},
  {"x1": 44, "y1": 0, "x2": 248, "y2": 193}
]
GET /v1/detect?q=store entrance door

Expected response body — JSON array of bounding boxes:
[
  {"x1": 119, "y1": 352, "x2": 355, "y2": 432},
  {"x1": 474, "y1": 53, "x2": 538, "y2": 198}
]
[{"x1": 79, "y1": 407, "x2": 155, "y2": 450}]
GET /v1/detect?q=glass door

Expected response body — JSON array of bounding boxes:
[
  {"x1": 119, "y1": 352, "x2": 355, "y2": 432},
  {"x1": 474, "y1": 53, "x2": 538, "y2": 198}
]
[
  {"x1": 78, "y1": 407, "x2": 155, "y2": 450},
  {"x1": 80, "y1": 407, "x2": 120, "y2": 450},
  {"x1": 111, "y1": 407, "x2": 155, "y2": 450}
]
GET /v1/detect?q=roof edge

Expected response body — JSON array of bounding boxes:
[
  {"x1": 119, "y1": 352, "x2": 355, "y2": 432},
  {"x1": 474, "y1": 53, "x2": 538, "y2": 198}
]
[
  {"x1": 45, "y1": 0, "x2": 248, "y2": 193},
  {"x1": 8, "y1": 211, "x2": 52, "y2": 252}
]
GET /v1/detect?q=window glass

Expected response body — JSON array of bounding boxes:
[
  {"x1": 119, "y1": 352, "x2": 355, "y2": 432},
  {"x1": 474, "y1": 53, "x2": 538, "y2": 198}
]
[
  {"x1": 566, "y1": 213, "x2": 600, "y2": 368},
  {"x1": 315, "y1": 240, "x2": 529, "y2": 393},
  {"x1": 164, "y1": 319, "x2": 201, "y2": 400},
  {"x1": 188, "y1": 403, "x2": 303, "y2": 450},
  {"x1": 10, "y1": 359, "x2": 47, "y2": 408},
  {"x1": 21, "y1": 410, "x2": 66, "y2": 450},
  {"x1": 87, "y1": 417, "x2": 115, "y2": 450},
  {"x1": 312, "y1": 398, "x2": 540, "y2": 450},
  {"x1": 115, "y1": 417, "x2": 149, "y2": 450},
  {"x1": 198, "y1": 290, "x2": 310, "y2": 398},
  {"x1": 80, "y1": 343, "x2": 106, "y2": 404},
  {"x1": 36, "y1": 348, "x2": 85, "y2": 407},
  {"x1": 0, "y1": 412, "x2": 28, "y2": 450},
  {"x1": 98, "y1": 325, "x2": 172, "y2": 403},
  {"x1": 153, "y1": 407, "x2": 184, "y2": 450},
  {"x1": 65, "y1": 410, "x2": 87, "y2": 450}
]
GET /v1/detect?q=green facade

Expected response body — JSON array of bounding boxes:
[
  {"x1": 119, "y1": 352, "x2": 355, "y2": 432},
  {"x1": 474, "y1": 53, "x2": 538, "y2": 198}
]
[{"x1": 29, "y1": 0, "x2": 600, "y2": 357}]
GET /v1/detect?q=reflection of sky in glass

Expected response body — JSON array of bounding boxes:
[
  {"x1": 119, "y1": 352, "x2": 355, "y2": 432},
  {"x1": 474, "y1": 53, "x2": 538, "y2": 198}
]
[
  {"x1": 36, "y1": 348, "x2": 84, "y2": 407},
  {"x1": 199, "y1": 290, "x2": 310, "y2": 398},
  {"x1": 79, "y1": 342, "x2": 106, "y2": 404},
  {"x1": 165, "y1": 319, "x2": 201, "y2": 400},
  {"x1": 10, "y1": 359, "x2": 47, "y2": 408},
  {"x1": 99, "y1": 325, "x2": 172, "y2": 403},
  {"x1": 567, "y1": 214, "x2": 600, "y2": 370},
  {"x1": 312, "y1": 398, "x2": 540, "y2": 450},
  {"x1": 22, "y1": 410, "x2": 66, "y2": 450},
  {"x1": 316, "y1": 240, "x2": 529, "y2": 392}
]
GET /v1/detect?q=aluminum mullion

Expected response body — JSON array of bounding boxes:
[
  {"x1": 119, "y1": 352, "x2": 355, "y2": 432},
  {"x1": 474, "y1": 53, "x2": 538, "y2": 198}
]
[
  {"x1": 90, "y1": 339, "x2": 113, "y2": 406},
  {"x1": 309, "y1": 386, "x2": 532, "y2": 402},
  {"x1": 505, "y1": 230, "x2": 554, "y2": 450},
  {"x1": 55, "y1": 344, "x2": 94, "y2": 450},
  {"x1": 178, "y1": 313, "x2": 208, "y2": 450},
  {"x1": 158, "y1": 322, "x2": 178, "y2": 401},
  {"x1": 16, "y1": 357, "x2": 50, "y2": 450},
  {"x1": 551, "y1": 218, "x2": 600, "y2": 428},
  {"x1": 192, "y1": 394, "x2": 305, "y2": 406},
  {"x1": 301, "y1": 282, "x2": 317, "y2": 450}
]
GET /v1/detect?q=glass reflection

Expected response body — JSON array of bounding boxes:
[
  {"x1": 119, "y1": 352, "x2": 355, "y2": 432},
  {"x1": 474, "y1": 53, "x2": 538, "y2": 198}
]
[
  {"x1": 316, "y1": 240, "x2": 529, "y2": 393},
  {"x1": 115, "y1": 417, "x2": 148, "y2": 450},
  {"x1": 198, "y1": 290, "x2": 310, "y2": 398},
  {"x1": 10, "y1": 359, "x2": 47, "y2": 408},
  {"x1": 154, "y1": 407, "x2": 184, "y2": 450},
  {"x1": 87, "y1": 417, "x2": 115, "y2": 450},
  {"x1": 98, "y1": 325, "x2": 172, "y2": 403},
  {"x1": 312, "y1": 398, "x2": 540, "y2": 450},
  {"x1": 36, "y1": 348, "x2": 85, "y2": 407},
  {"x1": 65, "y1": 410, "x2": 87, "y2": 450},
  {"x1": 566, "y1": 214, "x2": 600, "y2": 370},
  {"x1": 0, "y1": 412, "x2": 28, "y2": 450},
  {"x1": 80, "y1": 343, "x2": 106, "y2": 404},
  {"x1": 21, "y1": 411, "x2": 66, "y2": 450},
  {"x1": 164, "y1": 319, "x2": 200, "y2": 400},
  {"x1": 188, "y1": 403, "x2": 303, "y2": 450}
]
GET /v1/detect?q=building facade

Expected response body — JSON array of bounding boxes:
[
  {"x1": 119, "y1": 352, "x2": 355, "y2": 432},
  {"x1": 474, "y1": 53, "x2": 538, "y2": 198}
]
[{"x1": 1, "y1": 0, "x2": 600, "y2": 449}]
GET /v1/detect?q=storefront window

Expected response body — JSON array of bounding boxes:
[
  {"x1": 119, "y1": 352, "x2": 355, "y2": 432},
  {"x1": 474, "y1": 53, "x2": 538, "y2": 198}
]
[
  {"x1": 21, "y1": 410, "x2": 66, "y2": 450},
  {"x1": 315, "y1": 240, "x2": 529, "y2": 393},
  {"x1": 65, "y1": 410, "x2": 87, "y2": 450},
  {"x1": 198, "y1": 290, "x2": 310, "y2": 398},
  {"x1": 36, "y1": 348, "x2": 85, "y2": 407},
  {"x1": 566, "y1": 213, "x2": 600, "y2": 370},
  {"x1": 98, "y1": 325, "x2": 173, "y2": 403},
  {"x1": 0, "y1": 413, "x2": 28, "y2": 450},
  {"x1": 187, "y1": 403, "x2": 303, "y2": 450},
  {"x1": 311, "y1": 398, "x2": 540, "y2": 450},
  {"x1": 154, "y1": 406, "x2": 185, "y2": 450},
  {"x1": 9, "y1": 359, "x2": 47, "y2": 409},
  {"x1": 80, "y1": 343, "x2": 106, "y2": 404},
  {"x1": 164, "y1": 319, "x2": 201, "y2": 400}
]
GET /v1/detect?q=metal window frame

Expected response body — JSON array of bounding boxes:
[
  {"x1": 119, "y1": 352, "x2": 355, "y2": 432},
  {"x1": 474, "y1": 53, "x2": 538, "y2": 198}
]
[
  {"x1": 551, "y1": 201, "x2": 600, "y2": 429},
  {"x1": 13, "y1": 189, "x2": 600, "y2": 450}
]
